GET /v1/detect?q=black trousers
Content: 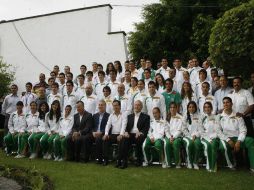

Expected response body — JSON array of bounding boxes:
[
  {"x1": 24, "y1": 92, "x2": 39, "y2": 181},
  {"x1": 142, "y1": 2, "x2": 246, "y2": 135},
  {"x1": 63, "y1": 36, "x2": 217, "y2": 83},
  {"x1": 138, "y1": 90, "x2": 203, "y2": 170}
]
[
  {"x1": 103, "y1": 134, "x2": 124, "y2": 161},
  {"x1": 120, "y1": 133, "x2": 145, "y2": 163},
  {"x1": 66, "y1": 133, "x2": 92, "y2": 162},
  {"x1": 243, "y1": 116, "x2": 254, "y2": 138},
  {"x1": 93, "y1": 135, "x2": 103, "y2": 161},
  {"x1": 3, "y1": 114, "x2": 10, "y2": 135}
]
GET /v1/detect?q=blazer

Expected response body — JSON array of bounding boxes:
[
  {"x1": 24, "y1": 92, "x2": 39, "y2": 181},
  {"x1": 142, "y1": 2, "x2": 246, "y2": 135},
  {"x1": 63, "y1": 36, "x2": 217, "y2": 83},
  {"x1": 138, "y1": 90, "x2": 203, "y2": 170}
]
[
  {"x1": 125, "y1": 112, "x2": 150, "y2": 136},
  {"x1": 92, "y1": 112, "x2": 110, "y2": 133},
  {"x1": 72, "y1": 111, "x2": 93, "y2": 135}
]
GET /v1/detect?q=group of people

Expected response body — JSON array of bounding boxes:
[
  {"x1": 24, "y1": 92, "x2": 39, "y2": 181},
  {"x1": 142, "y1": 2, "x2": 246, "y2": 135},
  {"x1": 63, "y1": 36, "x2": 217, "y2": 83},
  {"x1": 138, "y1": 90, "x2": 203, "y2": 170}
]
[{"x1": 1, "y1": 58, "x2": 254, "y2": 172}]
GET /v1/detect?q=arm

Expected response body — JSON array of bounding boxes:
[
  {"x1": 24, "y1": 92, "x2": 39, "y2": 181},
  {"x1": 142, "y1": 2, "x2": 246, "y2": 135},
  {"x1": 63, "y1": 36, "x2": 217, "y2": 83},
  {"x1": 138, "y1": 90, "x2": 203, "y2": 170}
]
[
  {"x1": 237, "y1": 117, "x2": 247, "y2": 142},
  {"x1": 7, "y1": 113, "x2": 14, "y2": 134},
  {"x1": 80, "y1": 113, "x2": 93, "y2": 135},
  {"x1": 160, "y1": 96, "x2": 167, "y2": 120},
  {"x1": 104, "y1": 115, "x2": 112, "y2": 136}
]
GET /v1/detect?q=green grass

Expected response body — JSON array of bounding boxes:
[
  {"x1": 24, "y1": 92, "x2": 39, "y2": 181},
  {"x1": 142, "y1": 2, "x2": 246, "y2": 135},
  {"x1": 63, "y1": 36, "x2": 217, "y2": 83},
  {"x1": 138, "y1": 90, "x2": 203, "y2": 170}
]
[{"x1": 0, "y1": 150, "x2": 253, "y2": 190}]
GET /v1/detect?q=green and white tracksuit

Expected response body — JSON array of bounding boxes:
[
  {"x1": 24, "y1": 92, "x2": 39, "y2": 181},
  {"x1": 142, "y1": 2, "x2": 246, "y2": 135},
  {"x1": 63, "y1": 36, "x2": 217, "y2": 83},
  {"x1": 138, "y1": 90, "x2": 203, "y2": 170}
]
[
  {"x1": 164, "y1": 114, "x2": 183, "y2": 167},
  {"x1": 53, "y1": 115, "x2": 73, "y2": 158},
  {"x1": 40, "y1": 113, "x2": 60, "y2": 155},
  {"x1": 182, "y1": 113, "x2": 203, "y2": 166},
  {"x1": 201, "y1": 114, "x2": 220, "y2": 172},
  {"x1": 218, "y1": 111, "x2": 254, "y2": 169},
  {"x1": 4, "y1": 111, "x2": 27, "y2": 154},
  {"x1": 143, "y1": 119, "x2": 166, "y2": 164}
]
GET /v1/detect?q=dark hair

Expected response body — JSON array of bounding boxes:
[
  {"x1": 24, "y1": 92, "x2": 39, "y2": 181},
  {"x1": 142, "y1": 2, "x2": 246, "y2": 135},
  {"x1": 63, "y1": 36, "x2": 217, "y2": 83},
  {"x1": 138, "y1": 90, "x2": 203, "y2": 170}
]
[
  {"x1": 211, "y1": 68, "x2": 218, "y2": 75},
  {"x1": 204, "y1": 101, "x2": 213, "y2": 111},
  {"x1": 97, "y1": 64, "x2": 103, "y2": 69},
  {"x1": 65, "y1": 105, "x2": 72, "y2": 110},
  {"x1": 80, "y1": 65, "x2": 87, "y2": 69},
  {"x1": 199, "y1": 69, "x2": 207, "y2": 77},
  {"x1": 223, "y1": 96, "x2": 232, "y2": 103},
  {"x1": 131, "y1": 77, "x2": 138, "y2": 84},
  {"x1": 11, "y1": 84, "x2": 18, "y2": 88},
  {"x1": 66, "y1": 80, "x2": 74, "y2": 87},
  {"x1": 114, "y1": 60, "x2": 123, "y2": 73},
  {"x1": 86, "y1": 71, "x2": 93, "y2": 76},
  {"x1": 30, "y1": 101, "x2": 37, "y2": 107},
  {"x1": 98, "y1": 70, "x2": 105, "y2": 76},
  {"x1": 155, "y1": 73, "x2": 165, "y2": 90},
  {"x1": 49, "y1": 100, "x2": 61, "y2": 122},
  {"x1": 26, "y1": 82, "x2": 32, "y2": 87},
  {"x1": 106, "y1": 62, "x2": 114, "y2": 75},
  {"x1": 38, "y1": 102, "x2": 49, "y2": 120},
  {"x1": 125, "y1": 70, "x2": 131, "y2": 75},
  {"x1": 76, "y1": 101, "x2": 84, "y2": 106},
  {"x1": 186, "y1": 101, "x2": 198, "y2": 125},
  {"x1": 48, "y1": 77, "x2": 55, "y2": 82},
  {"x1": 233, "y1": 76, "x2": 243, "y2": 83},
  {"x1": 165, "y1": 78, "x2": 174, "y2": 85},
  {"x1": 50, "y1": 71, "x2": 56, "y2": 75},
  {"x1": 148, "y1": 81, "x2": 156, "y2": 87},
  {"x1": 113, "y1": 99, "x2": 121, "y2": 106},
  {"x1": 181, "y1": 82, "x2": 194, "y2": 101},
  {"x1": 16, "y1": 101, "x2": 24, "y2": 106},
  {"x1": 78, "y1": 74, "x2": 85, "y2": 79},
  {"x1": 202, "y1": 82, "x2": 210, "y2": 88},
  {"x1": 167, "y1": 102, "x2": 177, "y2": 122},
  {"x1": 144, "y1": 68, "x2": 151, "y2": 74},
  {"x1": 109, "y1": 69, "x2": 117, "y2": 75},
  {"x1": 51, "y1": 82, "x2": 59, "y2": 88},
  {"x1": 153, "y1": 107, "x2": 161, "y2": 113},
  {"x1": 103, "y1": 86, "x2": 111, "y2": 93},
  {"x1": 138, "y1": 79, "x2": 145, "y2": 84},
  {"x1": 66, "y1": 72, "x2": 73, "y2": 78},
  {"x1": 59, "y1": 72, "x2": 65, "y2": 77}
]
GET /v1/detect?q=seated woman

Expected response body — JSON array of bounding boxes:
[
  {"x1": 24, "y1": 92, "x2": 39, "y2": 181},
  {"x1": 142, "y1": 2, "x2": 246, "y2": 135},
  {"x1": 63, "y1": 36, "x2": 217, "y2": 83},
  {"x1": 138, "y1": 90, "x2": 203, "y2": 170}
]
[
  {"x1": 182, "y1": 101, "x2": 203, "y2": 169},
  {"x1": 142, "y1": 107, "x2": 165, "y2": 167},
  {"x1": 40, "y1": 100, "x2": 61, "y2": 160},
  {"x1": 201, "y1": 102, "x2": 220, "y2": 172},
  {"x1": 53, "y1": 105, "x2": 74, "y2": 161},
  {"x1": 164, "y1": 102, "x2": 183, "y2": 169},
  {"x1": 28, "y1": 102, "x2": 49, "y2": 159}
]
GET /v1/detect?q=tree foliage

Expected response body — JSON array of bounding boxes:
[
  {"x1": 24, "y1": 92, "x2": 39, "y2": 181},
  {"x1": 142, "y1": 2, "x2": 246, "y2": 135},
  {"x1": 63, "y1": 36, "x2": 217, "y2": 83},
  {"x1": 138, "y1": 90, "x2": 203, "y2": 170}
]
[
  {"x1": 209, "y1": 0, "x2": 254, "y2": 78},
  {"x1": 0, "y1": 57, "x2": 15, "y2": 98},
  {"x1": 128, "y1": 0, "x2": 250, "y2": 66}
]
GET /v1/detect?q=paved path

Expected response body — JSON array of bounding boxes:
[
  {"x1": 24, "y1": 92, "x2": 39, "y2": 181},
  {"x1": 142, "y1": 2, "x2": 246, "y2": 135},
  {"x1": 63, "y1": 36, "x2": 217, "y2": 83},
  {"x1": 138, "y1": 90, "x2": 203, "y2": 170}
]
[{"x1": 0, "y1": 177, "x2": 22, "y2": 190}]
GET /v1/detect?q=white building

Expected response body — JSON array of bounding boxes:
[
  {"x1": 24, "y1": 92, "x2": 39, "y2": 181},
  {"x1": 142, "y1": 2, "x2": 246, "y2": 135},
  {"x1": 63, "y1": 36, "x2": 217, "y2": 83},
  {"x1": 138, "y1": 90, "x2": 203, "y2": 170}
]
[{"x1": 0, "y1": 4, "x2": 128, "y2": 93}]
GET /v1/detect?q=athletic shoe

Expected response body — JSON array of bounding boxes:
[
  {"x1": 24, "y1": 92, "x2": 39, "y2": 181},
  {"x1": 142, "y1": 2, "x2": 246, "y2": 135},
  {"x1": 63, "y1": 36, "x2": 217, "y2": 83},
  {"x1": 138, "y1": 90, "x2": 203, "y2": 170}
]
[
  {"x1": 43, "y1": 153, "x2": 48, "y2": 159},
  {"x1": 142, "y1": 162, "x2": 148, "y2": 167},
  {"x1": 187, "y1": 163, "x2": 192, "y2": 169},
  {"x1": 47, "y1": 154, "x2": 52, "y2": 160},
  {"x1": 176, "y1": 165, "x2": 181, "y2": 169},
  {"x1": 193, "y1": 164, "x2": 199, "y2": 170},
  {"x1": 29, "y1": 153, "x2": 37, "y2": 159}
]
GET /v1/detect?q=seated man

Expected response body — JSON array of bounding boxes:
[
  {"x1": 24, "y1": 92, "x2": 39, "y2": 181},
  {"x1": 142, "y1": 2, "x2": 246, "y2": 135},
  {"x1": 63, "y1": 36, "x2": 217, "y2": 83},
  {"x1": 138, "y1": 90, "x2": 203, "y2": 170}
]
[
  {"x1": 66, "y1": 101, "x2": 93, "y2": 162},
  {"x1": 120, "y1": 100, "x2": 150, "y2": 168},
  {"x1": 218, "y1": 97, "x2": 254, "y2": 172},
  {"x1": 92, "y1": 100, "x2": 110, "y2": 164}
]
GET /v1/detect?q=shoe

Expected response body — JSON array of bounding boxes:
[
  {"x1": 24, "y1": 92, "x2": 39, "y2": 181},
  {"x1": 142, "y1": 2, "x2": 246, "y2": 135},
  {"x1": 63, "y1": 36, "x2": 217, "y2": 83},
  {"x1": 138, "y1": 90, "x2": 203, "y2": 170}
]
[
  {"x1": 120, "y1": 161, "x2": 128, "y2": 169},
  {"x1": 229, "y1": 166, "x2": 236, "y2": 171},
  {"x1": 14, "y1": 154, "x2": 21, "y2": 158},
  {"x1": 176, "y1": 165, "x2": 181, "y2": 169},
  {"x1": 43, "y1": 153, "x2": 48, "y2": 159},
  {"x1": 193, "y1": 164, "x2": 199, "y2": 170},
  {"x1": 58, "y1": 157, "x2": 64, "y2": 162},
  {"x1": 47, "y1": 154, "x2": 52, "y2": 160},
  {"x1": 29, "y1": 153, "x2": 37, "y2": 159},
  {"x1": 142, "y1": 162, "x2": 148, "y2": 167},
  {"x1": 115, "y1": 160, "x2": 121, "y2": 168},
  {"x1": 54, "y1": 156, "x2": 59, "y2": 161},
  {"x1": 250, "y1": 168, "x2": 254, "y2": 173},
  {"x1": 187, "y1": 163, "x2": 192, "y2": 169},
  {"x1": 162, "y1": 162, "x2": 170, "y2": 169},
  {"x1": 103, "y1": 160, "x2": 108, "y2": 166}
]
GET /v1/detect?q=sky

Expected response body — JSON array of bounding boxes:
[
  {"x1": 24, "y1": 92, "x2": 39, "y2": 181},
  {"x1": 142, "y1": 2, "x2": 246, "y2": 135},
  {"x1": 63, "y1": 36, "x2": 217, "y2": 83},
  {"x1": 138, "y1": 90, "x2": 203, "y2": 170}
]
[{"x1": 0, "y1": 0, "x2": 160, "y2": 33}]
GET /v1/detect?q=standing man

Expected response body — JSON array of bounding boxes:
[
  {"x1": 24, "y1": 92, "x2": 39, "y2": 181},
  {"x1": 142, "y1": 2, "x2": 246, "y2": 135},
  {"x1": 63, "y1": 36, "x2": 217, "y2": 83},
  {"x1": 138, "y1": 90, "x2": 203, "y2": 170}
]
[
  {"x1": 156, "y1": 58, "x2": 170, "y2": 80},
  {"x1": 120, "y1": 100, "x2": 150, "y2": 168},
  {"x1": 115, "y1": 84, "x2": 132, "y2": 115},
  {"x1": 63, "y1": 81, "x2": 79, "y2": 115},
  {"x1": 92, "y1": 100, "x2": 110, "y2": 164},
  {"x1": 21, "y1": 82, "x2": 37, "y2": 114},
  {"x1": 67, "y1": 101, "x2": 93, "y2": 162},
  {"x1": 80, "y1": 84, "x2": 98, "y2": 115},
  {"x1": 228, "y1": 77, "x2": 254, "y2": 137},
  {"x1": 1, "y1": 84, "x2": 20, "y2": 135}
]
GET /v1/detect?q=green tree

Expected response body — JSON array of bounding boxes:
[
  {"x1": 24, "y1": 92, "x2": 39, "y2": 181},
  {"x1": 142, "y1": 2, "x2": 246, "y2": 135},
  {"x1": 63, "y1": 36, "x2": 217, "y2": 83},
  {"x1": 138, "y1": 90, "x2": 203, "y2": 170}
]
[
  {"x1": 209, "y1": 0, "x2": 254, "y2": 78},
  {"x1": 0, "y1": 57, "x2": 15, "y2": 98}
]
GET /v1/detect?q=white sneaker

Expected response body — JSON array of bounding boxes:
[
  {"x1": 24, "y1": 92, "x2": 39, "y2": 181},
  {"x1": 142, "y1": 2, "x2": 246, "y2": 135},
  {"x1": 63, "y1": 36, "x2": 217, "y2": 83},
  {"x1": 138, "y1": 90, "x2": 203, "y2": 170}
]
[
  {"x1": 54, "y1": 156, "x2": 59, "y2": 161},
  {"x1": 250, "y1": 168, "x2": 254, "y2": 173},
  {"x1": 229, "y1": 166, "x2": 236, "y2": 171},
  {"x1": 193, "y1": 164, "x2": 199, "y2": 170},
  {"x1": 15, "y1": 154, "x2": 25, "y2": 159},
  {"x1": 14, "y1": 154, "x2": 21, "y2": 158},
  {"x1": 58, "y1": 157, "x2": 64, "y2": 162},
  {"x1": 187, "y1": 163, "x2": 192, "y2": 169},
  {"x1": 142, "y1": 162, "x2": 148, "y2": 167},
  {"x1": 29, "y1": 153, "x2": 37, "y2": 159},
  {"x1": 162, "y1": 162, "x2": 170, "y2": 169},
  {"x1": 176, "y1": 165, "x2": 181, "y2": 169},
  {"x1": 47, "y1": 154, "x2": 52, "y2": 160},
  {"x1": 43, "y1": 153, "x2": 48, "y2": 159}
]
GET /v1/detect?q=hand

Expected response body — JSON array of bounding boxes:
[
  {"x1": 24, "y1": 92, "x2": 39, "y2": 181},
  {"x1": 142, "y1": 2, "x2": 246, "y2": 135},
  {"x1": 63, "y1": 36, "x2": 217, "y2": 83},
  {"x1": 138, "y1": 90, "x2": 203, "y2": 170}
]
[
  {"x1": 60, "y1": 135, "x2": 65, "y2": 138},
  {"x1": 124, "y1": 132, "x2": 130, "y2": 138},
  {"x1": 93, "y1": 132, "x2": 102, "y2": 138},
  {"x1": 192, "y1": 135, "x2": 196, "y2": 141},
  {"x1": 135, "y1": 132, "x2": 143, "y2": 139},
  {"x1": 72, "y1": 132, "x2": 80, "y2": 141},
  {"x1": 234, "y1": 141, "x2": 241, "y2": 152},
  {"x1": 117, "y1": 135, "x2": 123, "y2": 142},
  {"x1": 150, "y1": 137, "x2": 155, "y2": 143},
  {"x1": 228, "y1": 140, "x2": 235, "y2": 148},
  {"x1": 170, "y1": 137, "x2": 174, "y2": 144},
  {"x1": 102, "y1": 134, "x2": 109, "y2": 141}
]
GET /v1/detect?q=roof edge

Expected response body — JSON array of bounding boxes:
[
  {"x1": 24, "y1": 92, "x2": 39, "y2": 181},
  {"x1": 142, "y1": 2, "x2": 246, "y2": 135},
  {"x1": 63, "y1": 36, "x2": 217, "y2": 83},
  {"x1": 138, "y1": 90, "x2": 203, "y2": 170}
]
[{"x1": 108, "y1": 31, "x2": 127, "y2": 36}]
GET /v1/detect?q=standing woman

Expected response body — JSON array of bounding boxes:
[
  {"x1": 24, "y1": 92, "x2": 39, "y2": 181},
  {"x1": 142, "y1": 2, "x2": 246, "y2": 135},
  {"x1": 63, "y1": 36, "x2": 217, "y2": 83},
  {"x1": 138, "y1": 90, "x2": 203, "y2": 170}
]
[
  {"x1": 180, "y1": 82, "x2": 197, "y2": 115},
  {"x1": 142, "y1": 107, "x2": 166, "y2": 167},
  {"x1": 182, "y1": 101, "x2": 203, "y2": 169},
  {"x1": 105, "y1": 62, "x2": 114, "y2": 82},
  {"x1": 40, "y1": 100, "x2": 61, "y2": 160},
  {"x1": 28, "y1": 102, "x2": 49, "y2": 159},
  {"x1": 114, "y1": 61, "x2": 124, "y2": 83},
  {"x1": 155, "y1": 73, "x2": 165, "y2": 94},
  {"x1": 201, "y1": 102, "x2": 220, "y2": 172},
  {"x1": 127, "y1": 77, "x2": 139, "y2": 97},
  {"x1": 53, "y1": 105, "x2": 74, "y2": 161},
  {"x1": 164, "y1": 102, "x2": 183, "y2": 168}
]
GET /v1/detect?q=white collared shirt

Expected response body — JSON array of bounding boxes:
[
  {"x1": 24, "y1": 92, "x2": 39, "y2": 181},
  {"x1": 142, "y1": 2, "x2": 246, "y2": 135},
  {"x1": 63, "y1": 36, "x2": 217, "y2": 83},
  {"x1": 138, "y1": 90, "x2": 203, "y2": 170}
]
[
  {"x1": 105, "y1": 112, "x2": 127, "y2": 135},
  {"x1": 80, "y1": 94, "x2": 98, "y2": 115},
  {"x1": 1, "y1": 94, "x2": 21, "y2": 115},
  {"x1": 130, "y1": 112, "x2": 141, "y2": 133},
  {"x1": 214, "y1": 87, "x2": 233, "y2": 111},
  {"x1": 8, "y1": 111, "x2": 27, "y2": 134}
]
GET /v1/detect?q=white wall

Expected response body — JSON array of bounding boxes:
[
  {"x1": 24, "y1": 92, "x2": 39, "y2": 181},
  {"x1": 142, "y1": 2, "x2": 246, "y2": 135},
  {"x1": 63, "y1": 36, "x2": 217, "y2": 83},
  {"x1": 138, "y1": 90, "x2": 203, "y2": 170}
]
[{"x1": 0, "y1": 5, "x2": 128, "y2": 93}]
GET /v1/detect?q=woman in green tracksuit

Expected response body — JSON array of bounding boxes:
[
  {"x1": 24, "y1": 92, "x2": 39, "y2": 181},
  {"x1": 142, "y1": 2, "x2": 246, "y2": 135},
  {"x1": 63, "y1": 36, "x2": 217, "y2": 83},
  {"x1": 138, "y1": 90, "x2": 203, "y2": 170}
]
[
  {"x1": 40, "y1": 100, "x2": 61, "y2": 160},
  {"x1": 53, "y1": 105, "x2": 73, "y2": 161},
  {"x1": 28, "y1": 102, "x2": 49, "y2": 159},
  {"x1": 201, "y1": 102, "x2": 220, "y2": 172},
  {"x1": 182, "y1": 101, "x2": 203, "y2": 170},
  {"x1": 164, "y1": 102, "x2": 184, "y2": 169}
]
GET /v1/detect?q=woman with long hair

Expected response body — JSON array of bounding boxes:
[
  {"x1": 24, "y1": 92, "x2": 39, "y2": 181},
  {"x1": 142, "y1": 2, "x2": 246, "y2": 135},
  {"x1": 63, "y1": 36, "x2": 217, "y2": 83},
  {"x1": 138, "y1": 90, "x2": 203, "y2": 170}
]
[
  {"x1": 164, "y1": 102, "x2": 184, "y2": 168},
  {"x1": 182, "y1": 101, "x2": 203, "y2": 169},
  {"x1": 28, "y1": 101, "x2": 49, "y2": 159},
  {"x1": 180, "y1": 82, "x2": 197, "y2": 114},
  {"x1": 114, "y1": 60, "x2": 124, "y2": 83},
  {"x1": 40, "y1": 100, "x2": 61, "y2": 160},
  {"x1": 105, "y1": 62, "x2": 114, "y2": 82},
  {"x1": 127, "y1": 77, "x2": 139, "y2": 97},
  {"x1": 155, "y1": 73, "x2": 165, "y2": 93},
  {"x1": 201, "y1": 102, "x2": 220, "y2": 172}
]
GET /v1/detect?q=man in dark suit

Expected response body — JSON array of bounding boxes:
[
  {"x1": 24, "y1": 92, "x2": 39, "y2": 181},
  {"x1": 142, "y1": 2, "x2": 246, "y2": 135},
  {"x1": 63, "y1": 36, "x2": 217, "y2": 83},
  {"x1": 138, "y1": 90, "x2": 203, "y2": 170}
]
[
  {"x1": 119, "y1": 100, "x2": 150, "y2": 168},
  {"x1": 92, "y1": 100, "x2": 110, "y2": 164},
  {"x1": 67, "y1": 101, "x2": 93, "y2": 162}
]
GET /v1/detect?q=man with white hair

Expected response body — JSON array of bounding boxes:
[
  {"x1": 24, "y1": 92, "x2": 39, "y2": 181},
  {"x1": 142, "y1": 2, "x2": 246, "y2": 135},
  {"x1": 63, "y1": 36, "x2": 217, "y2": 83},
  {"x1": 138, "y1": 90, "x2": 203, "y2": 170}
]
[{"x1": 114, "y1": 83, "x2": 132, "y2": 115}]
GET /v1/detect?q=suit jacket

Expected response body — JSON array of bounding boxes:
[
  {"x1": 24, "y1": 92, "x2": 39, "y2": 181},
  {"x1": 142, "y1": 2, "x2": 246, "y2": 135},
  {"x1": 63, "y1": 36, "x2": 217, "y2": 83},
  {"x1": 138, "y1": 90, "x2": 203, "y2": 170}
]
[
  {"x1": 72, "y1": 111, "x2": 93, "y2": 135},
  {"x1": 92, "y1": 112, "x2": 110, "y2": 133},
  {"x1": 125, "y1": 112, "x2": 150, "y2": 136}
]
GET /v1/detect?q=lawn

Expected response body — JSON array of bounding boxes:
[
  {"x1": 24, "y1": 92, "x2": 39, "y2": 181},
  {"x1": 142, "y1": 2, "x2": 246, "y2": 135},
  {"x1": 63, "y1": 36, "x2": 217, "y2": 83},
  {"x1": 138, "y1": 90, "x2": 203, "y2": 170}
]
[{"x1": 0, "y1": 150, "x2": 253, "y2": 190}]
